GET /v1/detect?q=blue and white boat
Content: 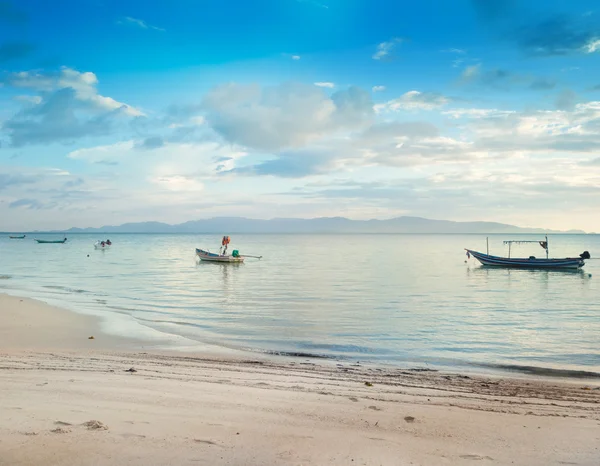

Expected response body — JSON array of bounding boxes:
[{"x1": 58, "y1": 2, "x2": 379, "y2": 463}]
[
  {"x1": 35, "y1": 237, "x2": 67, "y2": 244},
  {"x1": 196, "y1": 248, "x2": 244, "y2": 263},
  {"x1": 196, "y1": 236, "x2": 262, "y2": 263},
  {"x1": 466, "y1": 236, "x2": 590, "y2": 270}
]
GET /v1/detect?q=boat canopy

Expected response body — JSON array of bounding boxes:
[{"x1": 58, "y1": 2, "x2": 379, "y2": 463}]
[{"x1": 502, "y1": 236, "x2": 549, "y2": 258}]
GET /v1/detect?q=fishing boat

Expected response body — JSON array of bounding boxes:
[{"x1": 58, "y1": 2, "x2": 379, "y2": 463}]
[
  {"x1": 196, "y1": 248, "x2": 245, "y2": 263},
  {"x1": 465, "y1": 236, "x2": 590, "y2": 270},
  {"x1": 196, "y1": 235, "x2": 261, "y2": 263},
  {"x1": 35, "y1": 238, "x2": 67, "y2": 244},
  {"x1": 94, "y1": 239, "x2": 112, "y2": 249},
  {"x1": 9, "y1": 235, "x2": 26, "y2": 239}
]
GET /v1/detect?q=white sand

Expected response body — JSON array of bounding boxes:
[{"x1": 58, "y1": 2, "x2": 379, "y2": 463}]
[{"x1": 1, "y1": 294, "x2": 599, "y2": 466}]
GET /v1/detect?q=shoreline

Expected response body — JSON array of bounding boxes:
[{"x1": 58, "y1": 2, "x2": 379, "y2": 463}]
[
  {"x1": 1, "y1": 292, "x2": 600, "y2": 381},
  {"x1": 2, "y1": 294, "x2": 600, "y2": 465},
  {"x1": 0, "y1": 293, "x2": 162, "y2": 353}
]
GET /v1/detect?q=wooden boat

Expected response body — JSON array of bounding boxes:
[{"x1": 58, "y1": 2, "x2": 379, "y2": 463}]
[
  {"x1": 35, "y1": 238, "x2": 67, "y2": 244},
  {"x1": 196, "y1": 236, "x2": 261, "y2": 263},
  {"x1": 465, "y1": 249, "x2": 588, "y2": 269},
  {"x1": 9, "y1": 235, "x2": 26, "y2": 239},
  {"x1": 196, "y1": 248, "x2": 244, "y2": 263},
  {"x1": 466, "y1": 236, "x2": 589, "y2": 270}
]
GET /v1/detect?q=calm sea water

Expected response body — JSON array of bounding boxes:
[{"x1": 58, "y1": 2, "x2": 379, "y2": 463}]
[{"x1": 1, "y1": 233, "x2": 599, "y2": 375}]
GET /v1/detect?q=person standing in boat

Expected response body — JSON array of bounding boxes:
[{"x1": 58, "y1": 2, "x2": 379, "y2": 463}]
[{"x1": 221, "y1": 235, "x2": 230, "y2": 255}]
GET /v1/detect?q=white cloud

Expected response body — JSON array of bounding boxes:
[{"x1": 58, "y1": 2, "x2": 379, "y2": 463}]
[
  {"x1": 291, "y1": 55, "x2": 301, "y2": 60},
  {"x1": 190, "y1": 116, "x2": 206, "y2": 125},
  {"x1": 150, "y1": 175, "x2": 204, "y2": 192},
  {"x1": 68, "y1": 141, "x2": 136, "y2": 164},
  {"x1": 374, "y1": 90, "x2": 450, "y2": 112},
  {"x1": 234, "y1": 120, "x2": 477, "y2": 178},
  {"x1": 13, "y1": 95, "x2": 42, "y2": 104},
  {"x1": 69, "y1": 141, "x2": 247, "y2": 179},
  {"x1": 440, "y1": 101, "x2": 600, "y2": 159},
  {"x1": 442, "y1": 48, "x2": 467, "y2": 54},
  {"x1": 461, "y1": 64, "x2": 481, "y2": 80},
  {"x1": 117, "y1": 16, "x2": 165, "y2": 32},
  {"x1": 4, "y1": 67, "x2": 143, "y2": 116},
  {"x1": 5, "y1": 71, "x2": 56, "y2": 91},
  {"x1": 314, "y1": 82, "x2": 335, "y2": 88},
  {"x1": 0, "y1": 140, "x2": 250, "y2": 228},
  {"x1": 234, "y1": 95, "x2": 600, "y2": 188},
  {"x1": 372, "y1": 85, "x2": 386, "y2": 92},
  {"x1": 202, "y1": 82, "x2": 374, "y2": 151},
  {"x1": 372, "y1": 38, "x2": 402, "y2": 60},
  {"x1": 443, "y1": 108, "x2": 516, "y2": 119},
  {"x1": 583, "y1": 39, "x2": 600, "y2": 53}
]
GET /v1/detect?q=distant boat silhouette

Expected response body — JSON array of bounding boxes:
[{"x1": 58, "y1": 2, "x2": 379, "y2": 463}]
[{"x1": 35, "y1": 237, "x2": 67, "y2": 244}]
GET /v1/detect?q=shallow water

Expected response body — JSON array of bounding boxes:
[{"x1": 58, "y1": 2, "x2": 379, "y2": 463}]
[{"x1": 1, "y1": 233, "x2": 599, "y2": 374}]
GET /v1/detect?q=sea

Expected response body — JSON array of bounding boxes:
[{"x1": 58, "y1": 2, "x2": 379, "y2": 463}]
[{"x1": 1, "y1": 233, "x2": 599, "y2": 376}]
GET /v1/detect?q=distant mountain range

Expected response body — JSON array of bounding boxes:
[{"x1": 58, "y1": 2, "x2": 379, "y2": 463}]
[{"x1": 49, "y1": 216, "x2": 587, "y2": 234}]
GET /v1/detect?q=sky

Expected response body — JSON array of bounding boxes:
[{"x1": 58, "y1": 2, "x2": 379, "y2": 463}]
[{"x1": 1, "y1": 0, "x2": 600, "y2": 231}]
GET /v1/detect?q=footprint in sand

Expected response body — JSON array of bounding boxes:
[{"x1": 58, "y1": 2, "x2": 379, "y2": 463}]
[
  {"x1": 194, "y1": 439, "x2": 220, "y2": 446},
  {"x1": 368, "y1": 406, "x2": 382, "y2": 411},
  {"x1": 51, "y1": 428, "x2": 71, "y2": 434},
  {"x1": 349, "y1": 397, "x2": 359, "y2": 402},
  {"x1": 82, "y1": 420, "x2": 108, "y2": 431},
  {"x1": 55, "y1": 421, "x2": 73, "y2": 426},
  {"x1": 460, "y1": 454, "x2": 494, "y2": 461}
]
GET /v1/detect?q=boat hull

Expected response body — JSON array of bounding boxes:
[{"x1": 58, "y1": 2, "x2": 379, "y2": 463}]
[
  {"x1": 9, "y1": 235, "x2": 26, "y2": 239},
  {"x1": 466, "y1": 249, "x2": 584, "y2": 269},
  {"x1": 196, "y1": 248, "x2": 244, "y2": 263},
  {"x1": 35, "y1": 239, "x2": 67, "y2": 244},
  {"x1": 94, "y1": 242, "x2": 111, "y2": 249}
]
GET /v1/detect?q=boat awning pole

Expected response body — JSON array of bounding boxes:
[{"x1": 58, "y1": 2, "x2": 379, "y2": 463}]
[
  {"x1": 487, "y1": 237, "x2": 489, "y2": 255},
  {"x1": 546, "y1": 235, "x2": 549, "y2": 259}
]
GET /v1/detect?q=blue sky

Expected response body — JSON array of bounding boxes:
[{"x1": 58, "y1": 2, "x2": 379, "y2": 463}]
[{"x1": 2, "y1": 0, "x2": 600, "y2": 231}]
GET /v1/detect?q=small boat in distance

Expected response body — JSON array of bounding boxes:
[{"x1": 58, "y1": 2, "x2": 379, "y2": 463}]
[
  {"x1": 466, "y1": 236, "x2": 590, "y2": 270},
  {"x1": 94, "y1": 239, "x2": 112, "y2": 249},
  {"x1": 9, "y1": 235, "x2": 26, "y2": 239},
  {"x1": 35, "y1": 238, "x2": 67, "y2": 244}
]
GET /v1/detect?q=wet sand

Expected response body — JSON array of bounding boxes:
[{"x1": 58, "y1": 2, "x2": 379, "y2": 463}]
[{"x1": 1, "y1": 294, "x2": 599, "y2": 465}]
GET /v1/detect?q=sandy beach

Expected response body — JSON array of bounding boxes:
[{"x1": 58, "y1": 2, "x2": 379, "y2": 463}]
[{"x1": 1, "y1": 294, "x2": 599, "y2": 466}]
